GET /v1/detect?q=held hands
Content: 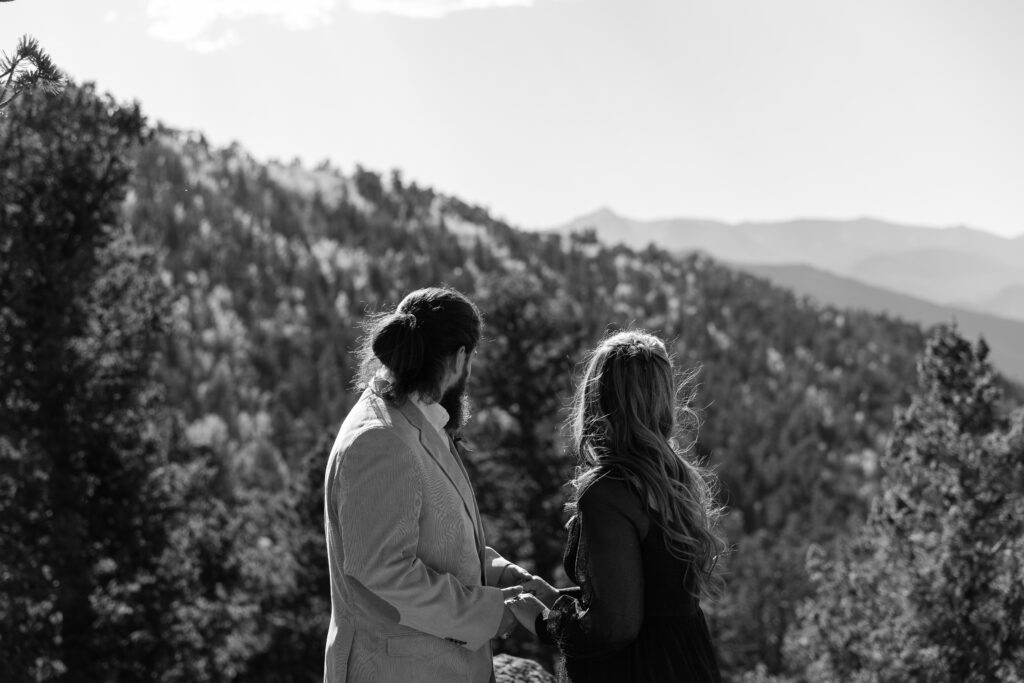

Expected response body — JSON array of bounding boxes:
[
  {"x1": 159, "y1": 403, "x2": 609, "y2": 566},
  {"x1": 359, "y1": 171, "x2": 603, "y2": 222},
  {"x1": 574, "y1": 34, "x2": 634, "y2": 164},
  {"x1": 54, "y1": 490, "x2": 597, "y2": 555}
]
[
  {"x1": 494, "y1": 564, "x2": 558, "y2": 639},
  {"x1": 500, "y1": 563, "x2": 559, "y2": 609},
  {"x1": 496, "y1": 585, "x2": 523, "y2": 639},
  {"x1": 507, "y1": 593, "x2": 548, "y2": 636},
  {"x1": 521, "y1": 575, "x2": 559, "y2": 608}
]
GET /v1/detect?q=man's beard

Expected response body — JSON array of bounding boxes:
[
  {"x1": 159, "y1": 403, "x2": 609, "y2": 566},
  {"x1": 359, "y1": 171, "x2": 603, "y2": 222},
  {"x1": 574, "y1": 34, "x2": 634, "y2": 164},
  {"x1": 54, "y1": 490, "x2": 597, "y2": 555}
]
[{"x1": 441, "y1": 364, "x2": 472, "y2": 432}]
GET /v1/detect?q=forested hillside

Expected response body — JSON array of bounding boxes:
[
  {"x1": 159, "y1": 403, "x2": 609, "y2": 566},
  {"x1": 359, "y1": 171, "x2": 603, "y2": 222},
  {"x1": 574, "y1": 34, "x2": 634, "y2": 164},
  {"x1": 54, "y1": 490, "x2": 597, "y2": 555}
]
[
  {"x1": 124, "y1": 122, "x2": 930, "y2": 676},
  {"x1": 3, "y1": 85, "x2": 1022, "y2": 682},
  {"x1": 732, "y1": 262, "x2": 1024, "y2": 384}
]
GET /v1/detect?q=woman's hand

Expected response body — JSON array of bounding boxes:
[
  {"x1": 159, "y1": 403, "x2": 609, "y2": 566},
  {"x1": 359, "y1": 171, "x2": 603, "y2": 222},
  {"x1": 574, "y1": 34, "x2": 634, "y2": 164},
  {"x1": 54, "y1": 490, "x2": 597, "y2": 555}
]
[
  {"x1": 508, "y1": 593, "x2": 548, "y2": 636},
  {"x1": 522, "y1": 575, "x2": 559, "y2": 608}
]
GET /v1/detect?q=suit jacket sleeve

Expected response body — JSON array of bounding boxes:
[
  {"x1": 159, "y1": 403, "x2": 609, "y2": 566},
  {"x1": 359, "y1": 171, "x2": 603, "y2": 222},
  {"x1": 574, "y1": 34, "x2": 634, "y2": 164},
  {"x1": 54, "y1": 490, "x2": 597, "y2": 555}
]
[{"x1": 337, "y1": 427, "x2": 504, "y2": 651}]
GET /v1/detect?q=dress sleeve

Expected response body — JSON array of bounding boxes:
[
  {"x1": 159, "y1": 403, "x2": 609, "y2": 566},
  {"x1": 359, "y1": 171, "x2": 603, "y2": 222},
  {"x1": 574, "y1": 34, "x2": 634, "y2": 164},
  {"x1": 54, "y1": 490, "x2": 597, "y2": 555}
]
[{"x1": 539, "y1": 478, "x2": 647, "y2": 658}]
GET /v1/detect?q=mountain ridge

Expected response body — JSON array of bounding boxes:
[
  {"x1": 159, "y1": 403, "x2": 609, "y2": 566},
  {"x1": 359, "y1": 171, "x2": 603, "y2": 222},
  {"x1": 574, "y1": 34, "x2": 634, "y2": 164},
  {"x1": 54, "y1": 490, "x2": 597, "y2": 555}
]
[
  {"x1": 552, "y1": 207, "x2": 1024, "y2": 323},
  {"x1": 733, "y1": 262, "x2": 1024, "y2": 384},
  {"x1": 557, "y1": 207, "x2": 1022, "y2": 244}
]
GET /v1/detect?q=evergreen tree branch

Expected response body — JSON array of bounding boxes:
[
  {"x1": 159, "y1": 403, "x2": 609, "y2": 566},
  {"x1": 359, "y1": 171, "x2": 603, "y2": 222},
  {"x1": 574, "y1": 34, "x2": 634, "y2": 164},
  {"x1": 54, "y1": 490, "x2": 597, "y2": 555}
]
[{"x1": 0, "y1": 34, "x2": 65, "y2": 112}]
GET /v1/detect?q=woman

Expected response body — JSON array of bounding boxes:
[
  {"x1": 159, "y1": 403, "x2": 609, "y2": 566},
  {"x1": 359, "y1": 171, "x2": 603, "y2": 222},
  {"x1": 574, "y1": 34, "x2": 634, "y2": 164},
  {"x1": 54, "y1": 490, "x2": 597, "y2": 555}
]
[{"x1": 510, "y1": 330, "x2": 727, "y2": 682}]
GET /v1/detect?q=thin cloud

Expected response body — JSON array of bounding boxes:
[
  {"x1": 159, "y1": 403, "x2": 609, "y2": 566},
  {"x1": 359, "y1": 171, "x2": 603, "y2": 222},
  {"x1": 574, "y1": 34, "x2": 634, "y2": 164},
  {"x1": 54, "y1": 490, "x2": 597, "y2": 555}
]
[
  {"x1": 349, "y1": 0, "x2": 535, "y2": 19},
  {"x1": 146, "y1": 0, "x2": 334, "y2": 51}
]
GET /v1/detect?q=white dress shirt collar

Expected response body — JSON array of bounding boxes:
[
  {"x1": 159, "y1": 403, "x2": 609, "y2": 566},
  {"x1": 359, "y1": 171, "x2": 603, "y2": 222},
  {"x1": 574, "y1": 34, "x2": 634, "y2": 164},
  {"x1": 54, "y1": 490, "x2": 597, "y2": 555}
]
[
  {"x1": 411, "y1": 395, "x2": 450, "y2": 437},
  {"x1": 376, "y1": 367, "x2": 449, "y2": 436}
]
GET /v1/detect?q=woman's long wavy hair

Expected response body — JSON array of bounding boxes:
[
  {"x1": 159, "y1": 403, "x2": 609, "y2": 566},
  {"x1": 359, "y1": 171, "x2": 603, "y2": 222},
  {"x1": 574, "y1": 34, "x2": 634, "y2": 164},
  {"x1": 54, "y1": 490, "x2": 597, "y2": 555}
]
[{"x1": 566, "y1": 330, "x2": 727, "y2": 600}]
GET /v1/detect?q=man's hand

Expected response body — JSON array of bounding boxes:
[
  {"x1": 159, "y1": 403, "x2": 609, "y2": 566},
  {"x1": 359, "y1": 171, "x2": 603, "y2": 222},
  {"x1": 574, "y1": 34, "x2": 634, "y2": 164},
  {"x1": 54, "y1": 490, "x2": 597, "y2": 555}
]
[
  {"x1": 522, "y1": 575, "x2": 559, "y2": 608},
  {"x1": 497, "y1": 562, "x2": 533, "y2": 588},
  {"x1": 501, "y1": 585, "x2": 524, "y2": 600},
  {"x1": 495, "y1": 585, "x2": 523, "y2": 639}
]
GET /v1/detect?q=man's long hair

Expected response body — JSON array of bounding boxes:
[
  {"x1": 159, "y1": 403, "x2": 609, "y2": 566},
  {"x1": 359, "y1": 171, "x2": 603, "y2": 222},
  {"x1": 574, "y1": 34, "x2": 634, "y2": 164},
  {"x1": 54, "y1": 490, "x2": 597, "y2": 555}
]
[
  {"x1": 355, "y1": 287, "x2": 481, "y2": 408},
  {"x1": 566, "y1": 330, "x2": 727, "y2": 600}
]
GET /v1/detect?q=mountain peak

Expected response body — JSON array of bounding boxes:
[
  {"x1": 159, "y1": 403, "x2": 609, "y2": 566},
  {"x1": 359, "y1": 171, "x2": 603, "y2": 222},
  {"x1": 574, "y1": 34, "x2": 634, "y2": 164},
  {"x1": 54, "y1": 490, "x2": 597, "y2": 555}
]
[
  {"x1": 571, "y1": 205, "x2": 628, "y2": 224},
  {"x1": 553, "y1": 206, "x2": 636, "y2": 234},
  {"x1": 591, "y1": 205, "x2": 620, "y2": 218}
]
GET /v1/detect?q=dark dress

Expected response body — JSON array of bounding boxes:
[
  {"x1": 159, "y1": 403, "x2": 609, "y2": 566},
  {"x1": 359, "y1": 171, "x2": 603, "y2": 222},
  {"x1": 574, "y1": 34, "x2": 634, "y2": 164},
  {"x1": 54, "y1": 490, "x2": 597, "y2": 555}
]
[{"x1": 535, "y1": 475, "x2": 721, "y2": 683}]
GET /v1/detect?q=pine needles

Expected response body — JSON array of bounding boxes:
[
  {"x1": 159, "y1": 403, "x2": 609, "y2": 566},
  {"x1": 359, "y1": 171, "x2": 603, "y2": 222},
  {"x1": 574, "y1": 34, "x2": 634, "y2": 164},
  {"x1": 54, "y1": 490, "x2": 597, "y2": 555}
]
[{"x1": 0, "y1": 34, "x2": 65, "y2": 112}]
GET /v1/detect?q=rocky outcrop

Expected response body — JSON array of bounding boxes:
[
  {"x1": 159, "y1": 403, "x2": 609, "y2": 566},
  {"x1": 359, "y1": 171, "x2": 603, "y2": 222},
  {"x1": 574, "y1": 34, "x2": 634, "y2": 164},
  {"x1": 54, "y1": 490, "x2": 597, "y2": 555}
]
[{"x1": 493, "y1": 653, "x2": 555, "y2": 683}]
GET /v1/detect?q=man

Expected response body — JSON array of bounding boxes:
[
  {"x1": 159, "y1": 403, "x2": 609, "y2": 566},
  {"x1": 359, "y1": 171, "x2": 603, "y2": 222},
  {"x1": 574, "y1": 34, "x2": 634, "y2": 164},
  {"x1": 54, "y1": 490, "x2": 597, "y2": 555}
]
[{"x1": 324, "y1": 287, "x2": 539, "y2": 682}]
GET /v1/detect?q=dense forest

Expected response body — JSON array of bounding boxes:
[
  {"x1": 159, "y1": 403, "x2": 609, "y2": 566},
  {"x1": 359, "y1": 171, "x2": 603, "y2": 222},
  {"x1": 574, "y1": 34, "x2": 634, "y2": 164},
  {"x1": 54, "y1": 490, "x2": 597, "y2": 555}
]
[{"x1": 2, "y1": 84, "x2": 1022, "y2": 682}]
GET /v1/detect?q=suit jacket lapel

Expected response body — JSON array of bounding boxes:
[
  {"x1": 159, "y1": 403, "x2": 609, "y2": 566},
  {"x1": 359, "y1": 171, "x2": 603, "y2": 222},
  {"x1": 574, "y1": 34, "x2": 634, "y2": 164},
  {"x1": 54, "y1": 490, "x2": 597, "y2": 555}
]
[
  {"x1": 452, "y1": 437, "x2": 491, "y2": 584},
  {"x1": 396, "y1": 400, "x2": 481, "y2": 540}
]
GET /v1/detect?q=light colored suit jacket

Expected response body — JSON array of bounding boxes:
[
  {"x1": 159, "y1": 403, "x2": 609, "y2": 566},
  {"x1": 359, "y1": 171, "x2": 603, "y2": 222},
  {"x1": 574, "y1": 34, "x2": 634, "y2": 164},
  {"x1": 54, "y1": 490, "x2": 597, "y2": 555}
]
[{"x1": 324, "y1": 385, "x2": 514, "y2": 682}]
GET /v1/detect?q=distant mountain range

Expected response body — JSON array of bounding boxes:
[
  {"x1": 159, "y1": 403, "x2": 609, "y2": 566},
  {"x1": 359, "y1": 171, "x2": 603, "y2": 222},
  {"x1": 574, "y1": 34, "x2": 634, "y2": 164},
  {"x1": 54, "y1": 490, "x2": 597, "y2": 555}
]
[
  {"x1": 553, "y1": 208, "x2": 1024, "y2": 383},
  {"x1": 556, "y1": 208, "x2": 1024, "y2": 321},
  {"x1": 733, "y1": 263, "x2": 1024, "y2": 386}
]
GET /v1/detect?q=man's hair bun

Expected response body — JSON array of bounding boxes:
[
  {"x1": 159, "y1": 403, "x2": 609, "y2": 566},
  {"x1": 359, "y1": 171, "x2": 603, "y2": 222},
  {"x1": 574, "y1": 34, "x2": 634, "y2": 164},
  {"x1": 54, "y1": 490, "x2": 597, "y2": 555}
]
[{"x1": 371, "y1": 311, "x2": 424, "y2": 379}]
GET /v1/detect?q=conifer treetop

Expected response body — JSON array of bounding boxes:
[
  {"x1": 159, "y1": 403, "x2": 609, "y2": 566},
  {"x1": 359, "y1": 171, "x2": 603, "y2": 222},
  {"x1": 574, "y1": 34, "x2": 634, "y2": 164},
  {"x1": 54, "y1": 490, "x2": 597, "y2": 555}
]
[{"x1": 0, "y1": 35, "x2": 65, "y2": 112}]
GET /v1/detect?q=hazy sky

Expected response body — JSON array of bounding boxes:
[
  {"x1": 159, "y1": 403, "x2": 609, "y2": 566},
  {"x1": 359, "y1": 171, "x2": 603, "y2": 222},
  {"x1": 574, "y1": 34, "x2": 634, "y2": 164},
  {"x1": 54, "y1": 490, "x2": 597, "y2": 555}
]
[{"x1": 3, "y1": 0, "x2": 1022, "y2": 236}]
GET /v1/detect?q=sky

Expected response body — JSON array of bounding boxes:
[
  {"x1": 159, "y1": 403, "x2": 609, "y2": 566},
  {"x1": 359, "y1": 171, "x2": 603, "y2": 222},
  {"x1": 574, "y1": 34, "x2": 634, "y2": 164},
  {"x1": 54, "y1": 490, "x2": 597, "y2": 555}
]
[{"x1": 2, "y1": 0, "x2": 1022, "y2": 237}]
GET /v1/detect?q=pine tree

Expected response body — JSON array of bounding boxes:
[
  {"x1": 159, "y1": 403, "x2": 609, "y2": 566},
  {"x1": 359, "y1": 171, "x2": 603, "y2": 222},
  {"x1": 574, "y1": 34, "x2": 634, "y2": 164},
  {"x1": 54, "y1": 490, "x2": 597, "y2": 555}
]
[
  {"x1": 789, "y1": 326, "x2": 1024, "y2": 682},
  {"x1": 0, "y1": 35, "x2": 64, "y2": 111},
  {"x1": 0, "y1": 82, "x2": 166, "y2": 681}
]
